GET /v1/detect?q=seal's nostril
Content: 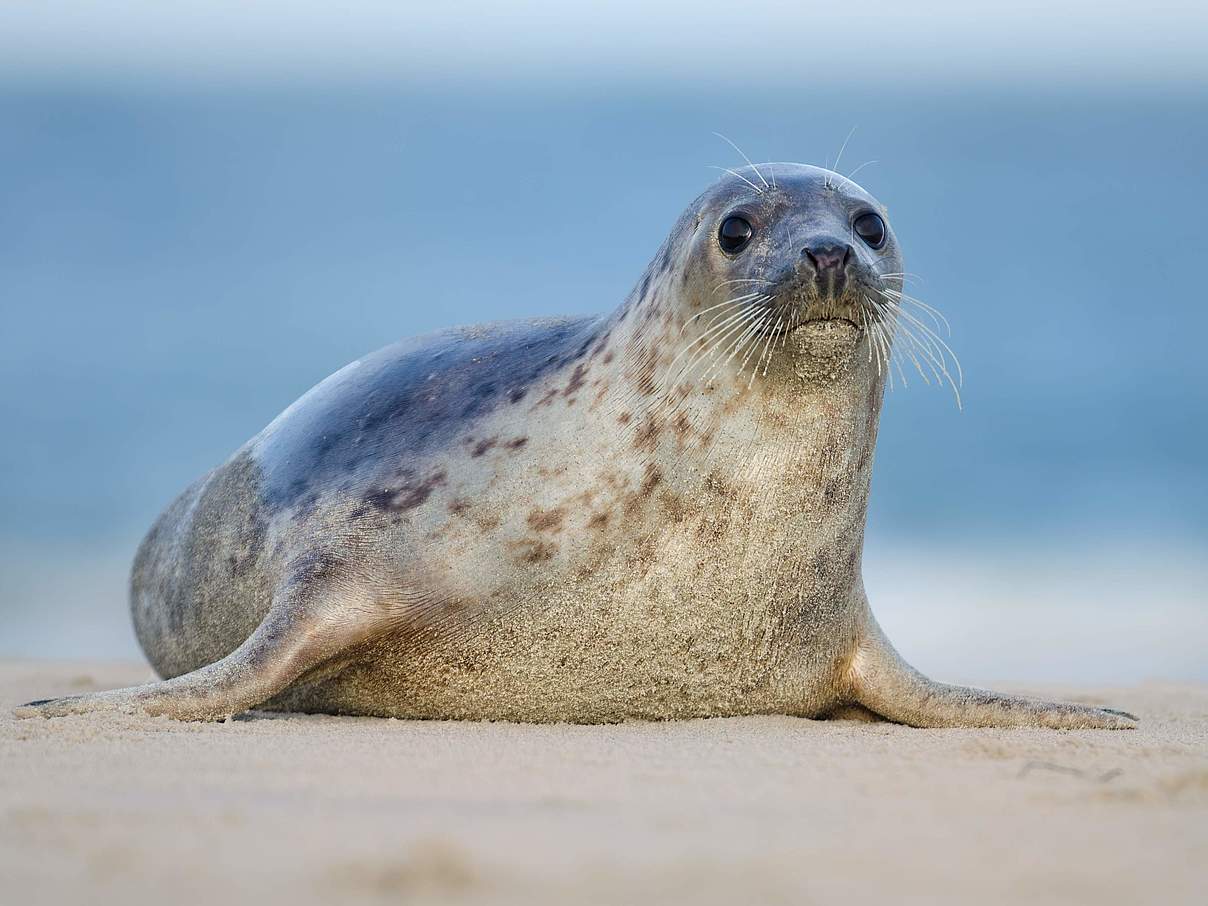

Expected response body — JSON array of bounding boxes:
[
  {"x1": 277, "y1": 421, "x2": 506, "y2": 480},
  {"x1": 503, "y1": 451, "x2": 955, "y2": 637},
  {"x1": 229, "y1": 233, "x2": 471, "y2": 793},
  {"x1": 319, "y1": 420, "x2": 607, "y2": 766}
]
[{"x1": 804, "y1": 242, "x2": 850, "y2": 275}]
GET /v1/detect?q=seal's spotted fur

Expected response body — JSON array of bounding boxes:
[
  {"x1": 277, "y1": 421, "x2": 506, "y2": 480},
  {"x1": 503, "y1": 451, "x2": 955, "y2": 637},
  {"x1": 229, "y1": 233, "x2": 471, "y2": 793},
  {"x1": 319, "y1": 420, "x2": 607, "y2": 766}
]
[{"x1": 18, "y1": 164, "x2": 1135, "y2": 728}]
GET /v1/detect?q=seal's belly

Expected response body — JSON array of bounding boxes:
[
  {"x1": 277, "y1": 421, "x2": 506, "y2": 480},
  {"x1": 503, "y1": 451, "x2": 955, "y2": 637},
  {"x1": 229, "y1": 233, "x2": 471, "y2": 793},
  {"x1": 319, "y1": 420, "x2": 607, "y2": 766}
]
[{"x1": 269, "y1": 554, "x2": 860, "y2": 722}]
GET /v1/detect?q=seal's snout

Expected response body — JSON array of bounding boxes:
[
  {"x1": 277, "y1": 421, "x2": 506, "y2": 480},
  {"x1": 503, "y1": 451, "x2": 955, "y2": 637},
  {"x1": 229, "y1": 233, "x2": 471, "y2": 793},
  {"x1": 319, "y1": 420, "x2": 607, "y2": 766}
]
[{"x1": 802, "y1": 240, "x2": 853, "y2": 299}]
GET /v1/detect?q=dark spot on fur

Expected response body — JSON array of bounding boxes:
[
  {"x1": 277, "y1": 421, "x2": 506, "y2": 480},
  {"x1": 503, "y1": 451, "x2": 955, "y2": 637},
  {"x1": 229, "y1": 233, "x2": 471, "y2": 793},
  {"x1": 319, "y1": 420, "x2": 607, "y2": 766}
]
[
  {"x1": 617, "y1": 411, "x2": 632, "y2": 425},
  {"x1": 563, "y1": 363, "x2": 588, "y2": 397},
  {"x1": 587, "y1": 511, "x2": 610, "y2": 529},
  {"x1": 855, "y1": 435, "x2": 875, "y2": 474},
  {"x1": 633, "y1": 414, "x2": 662, "y2": 452},
  {"x1": 641, "y1": 463, "x2": 663, "y2": 496},
  {"x1": 602, "y1": 350, "x2": 614, "y2": 365},
  {"x1": 705, "y1": 470, "x2": 737, "y2": 500},
  {"x1": 533, "y1": 388, "x2": 559, "y2": 409},
  {"x1": 363, "y1": 469, "x2": 447, "y2": 513},
  {"x1": 633, "y1": 348, "x2": 657, "y2": 395},
  {"x1": 509, "y1": 387, "x2": 527, "y2": 404},
  {"x1": 673, "y1": 412, "x2": 692, "y2": 444},
  {"x1": 659, "y1": 489, "x2": 688, "y2": 523},
  {"x1": 520, "y1": 540, "x2": 556, "y2": 563},
  {"x1": 472, "y1": 436, "x2": 498, "y2": 457},
  {"x1": 448, "y1": 498, "x2": 471, "y2": 516},
  {"x1": 527, "y1": 507, "x2": 565, "y2": 532},
  {"x1": 505, "y1": 436, "x2": 528, "y2": 450}
]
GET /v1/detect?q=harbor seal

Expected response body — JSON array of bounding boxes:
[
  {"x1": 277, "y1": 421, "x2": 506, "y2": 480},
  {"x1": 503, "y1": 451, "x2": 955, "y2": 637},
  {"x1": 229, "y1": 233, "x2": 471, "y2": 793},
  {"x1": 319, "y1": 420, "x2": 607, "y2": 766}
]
[{"x1": 19, "y1": 162, "x2": 1135, "y2": 728}]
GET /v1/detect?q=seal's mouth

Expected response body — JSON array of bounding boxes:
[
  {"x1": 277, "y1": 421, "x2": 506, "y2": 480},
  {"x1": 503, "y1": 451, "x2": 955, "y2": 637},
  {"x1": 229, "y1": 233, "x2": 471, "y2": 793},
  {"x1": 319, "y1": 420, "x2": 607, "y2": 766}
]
[
  {"x1": 774, "y1": 286, "x2": 865, "y2": 334},
  {"x1": 790, "y1": 315, "x2": 861, "y2": 333}
]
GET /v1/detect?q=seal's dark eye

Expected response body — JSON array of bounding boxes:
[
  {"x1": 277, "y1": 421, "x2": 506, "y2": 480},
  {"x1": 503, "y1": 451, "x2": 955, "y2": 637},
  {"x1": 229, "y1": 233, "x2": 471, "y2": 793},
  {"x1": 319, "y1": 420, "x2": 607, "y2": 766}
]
[
  {"x1": 718, "y1": 216, "x2": 753, "y2": 254},
  {"x1": 853, "y1": 212, "x2": 887, "y2": 250}
]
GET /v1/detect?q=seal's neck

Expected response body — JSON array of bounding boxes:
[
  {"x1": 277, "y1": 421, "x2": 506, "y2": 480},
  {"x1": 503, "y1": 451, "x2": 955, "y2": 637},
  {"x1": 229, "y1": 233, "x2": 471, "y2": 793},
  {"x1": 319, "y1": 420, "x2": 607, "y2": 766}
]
[{"x1": 600, "y1": 292, "x2": 887, "y2": 525}]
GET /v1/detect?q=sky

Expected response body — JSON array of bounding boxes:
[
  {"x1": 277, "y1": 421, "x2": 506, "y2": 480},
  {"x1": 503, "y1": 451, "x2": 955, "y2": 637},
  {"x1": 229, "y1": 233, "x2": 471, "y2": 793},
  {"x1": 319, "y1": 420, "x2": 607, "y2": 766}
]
[{"x1": 3, "y1": 1, "x2": 1208, "y2": 85}]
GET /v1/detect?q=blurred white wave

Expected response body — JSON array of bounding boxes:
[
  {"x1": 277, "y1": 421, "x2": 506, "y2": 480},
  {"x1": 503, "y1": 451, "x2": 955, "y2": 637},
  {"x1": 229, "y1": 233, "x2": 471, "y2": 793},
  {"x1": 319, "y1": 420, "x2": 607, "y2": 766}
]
[{"x1": 864, "y1": 537, "x2": 1208, "y2": 685}]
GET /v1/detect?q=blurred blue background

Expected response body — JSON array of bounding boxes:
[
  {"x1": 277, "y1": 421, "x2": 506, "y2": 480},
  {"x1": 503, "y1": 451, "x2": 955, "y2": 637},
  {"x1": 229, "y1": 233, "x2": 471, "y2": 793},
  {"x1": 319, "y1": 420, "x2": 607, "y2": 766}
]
[{"x1": 1, "y1": 2, "x2": 1205, "y2": 681}]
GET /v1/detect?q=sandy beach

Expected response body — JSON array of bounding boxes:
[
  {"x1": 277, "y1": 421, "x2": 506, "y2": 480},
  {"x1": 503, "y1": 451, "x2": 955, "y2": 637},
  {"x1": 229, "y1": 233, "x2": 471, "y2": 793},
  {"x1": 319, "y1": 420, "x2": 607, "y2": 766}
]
[{"x1": 1, "y1": 659, "x2": 1205, "y2": 905}]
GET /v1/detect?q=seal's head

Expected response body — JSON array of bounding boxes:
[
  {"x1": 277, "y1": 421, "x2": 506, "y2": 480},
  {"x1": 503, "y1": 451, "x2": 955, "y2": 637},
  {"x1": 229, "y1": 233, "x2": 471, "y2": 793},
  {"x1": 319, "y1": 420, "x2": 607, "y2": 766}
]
[{"x1": 664, "y1": 163, "x2": 905, "y2": 388}]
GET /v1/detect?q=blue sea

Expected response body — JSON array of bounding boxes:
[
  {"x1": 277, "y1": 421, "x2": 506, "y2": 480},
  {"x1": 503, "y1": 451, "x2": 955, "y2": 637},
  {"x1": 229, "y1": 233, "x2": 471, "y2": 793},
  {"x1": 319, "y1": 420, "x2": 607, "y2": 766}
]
[{"x1": 1, "y1": 80, "x2": 1205, "y2": 679}]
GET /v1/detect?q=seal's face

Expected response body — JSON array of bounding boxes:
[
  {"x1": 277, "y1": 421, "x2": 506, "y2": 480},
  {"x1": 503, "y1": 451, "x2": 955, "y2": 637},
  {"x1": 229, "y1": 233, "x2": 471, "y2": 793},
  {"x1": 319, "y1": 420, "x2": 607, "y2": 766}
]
[
  {"x1": 702, "y1": 164, "x2": 900, "y2": 329},
  {"x1": 672, "y1": 163, "x2": 904, "y2": 386}
]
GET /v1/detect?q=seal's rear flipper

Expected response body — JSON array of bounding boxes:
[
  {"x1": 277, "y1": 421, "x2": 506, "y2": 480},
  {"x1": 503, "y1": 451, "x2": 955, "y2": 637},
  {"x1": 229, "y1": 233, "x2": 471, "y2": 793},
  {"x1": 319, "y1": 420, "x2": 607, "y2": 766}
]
[
  {"x1": 846, "y1": 619, "x2": 1137, "y2": 730},
  {"x1": 14, "y1": 586, "x2": 372, "y2": 721}
]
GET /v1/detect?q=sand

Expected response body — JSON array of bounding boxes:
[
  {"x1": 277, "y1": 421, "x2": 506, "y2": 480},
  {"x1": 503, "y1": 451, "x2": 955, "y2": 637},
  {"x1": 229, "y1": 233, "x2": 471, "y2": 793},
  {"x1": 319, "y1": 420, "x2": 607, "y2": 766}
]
[{"x1": 1, "y1": 660, "x2": 1205, "y2": 905}]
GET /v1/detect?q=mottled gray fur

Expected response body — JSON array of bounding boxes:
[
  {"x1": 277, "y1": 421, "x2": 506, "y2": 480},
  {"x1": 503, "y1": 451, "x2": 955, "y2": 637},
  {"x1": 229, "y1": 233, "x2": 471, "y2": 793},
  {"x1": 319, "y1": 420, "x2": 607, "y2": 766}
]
[{"x1": 19, "y1": 164, "x2": 1135, "y2": 728}]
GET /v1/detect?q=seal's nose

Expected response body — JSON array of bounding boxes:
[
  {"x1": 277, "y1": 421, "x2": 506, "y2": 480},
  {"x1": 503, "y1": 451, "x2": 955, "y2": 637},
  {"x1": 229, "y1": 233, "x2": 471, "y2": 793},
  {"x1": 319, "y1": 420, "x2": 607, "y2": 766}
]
[{"x1": 802, "y1": 241, "x2": 853, "y2": 298}]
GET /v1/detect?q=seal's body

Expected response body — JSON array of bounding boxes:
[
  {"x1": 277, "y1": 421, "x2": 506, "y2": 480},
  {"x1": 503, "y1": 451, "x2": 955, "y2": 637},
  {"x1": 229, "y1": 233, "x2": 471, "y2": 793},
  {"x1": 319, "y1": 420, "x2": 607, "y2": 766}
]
[{"x1": 21, "y1": 164, "x2": 1135, "y2": 728}]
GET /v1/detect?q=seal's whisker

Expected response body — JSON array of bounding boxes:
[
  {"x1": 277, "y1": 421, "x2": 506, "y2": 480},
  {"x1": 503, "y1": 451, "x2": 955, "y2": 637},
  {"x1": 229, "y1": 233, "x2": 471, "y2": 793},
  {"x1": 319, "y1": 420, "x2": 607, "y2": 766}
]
[
  {"x1": 757, "y1": 316, "x2": 784, "y2": 381},
  {"x1": 714, "y1": 312, "x2": 770, "y2": 382},
  {"x1": 873, "y1": 289, "x2": 962, "y2": 388},
  {"x1": 891, "y1": 316, "x2": 962, "y2": 407},
  {"x1": 872, "y1": 320, "x2": 893, "y2": 388},
  {"x1": 880, "y1": 288, "x2": 951, "y2": 335},
  {"x1": 890, "y1": 304, "x2": 963, "y2": 388},
  {"x1": 870, "y1": 317, "x2": 890, "y2": 380},
  {"x1": 892, "y1": 323, "x2": 935, "y2": 387},
  {"x1": 671, "y1": 319, "x2": 752, "y2": 388},
  {"x1": 697, "y1": 315, "x2": 763, "y2": 387},
  {"x1": 669, "y1": 301, "x2": 768, "y2": 387},
  {"x1": 680, "y1": 293, "x2": 764, "y2": 335},
  {"x1": 863, "y1": 296, "x2": 916, "y2": 391},
  {"x1": 882, "y1": 315, "x2": 914, "y2": 390},
  {"x1": 712, "y1": 278, "x2": 773, "y2": 295},
  {"x1": 884, "y1": 295, "x2": 947, "y2": 338},
  {"x1": 743, "y1": 313, "x2": 776, "y2": 373},
  {"x1": 662, "y1": 302, "x2": 764, "y2": 385},
  {"x1": 709, "y1": 166, "x2": 764, "y2": 196},
  {"x1": 846, "y1": 160, "x2": 878, "y2": 181},
  {"x1": 880, "y1": 289, "x2": 950, "y2": 337},
  {"x1": 662, "y1": 312, "x2": 751, "y2": 387},
  {"x1": 884, "y1": 312, "x2": 945, "y2": 384},
  {"x1": 860, "y1": 296, "x2": 881, "y2": 372},
  {"x1": 711, "y1": 132, "x2": 770, "y2": 190},
  {"x1": 735, "y1": 313, "x2": 773, "y2": 382},
  {"x1": 829, "y1": 126, "x2": 858, "y2": 184}
]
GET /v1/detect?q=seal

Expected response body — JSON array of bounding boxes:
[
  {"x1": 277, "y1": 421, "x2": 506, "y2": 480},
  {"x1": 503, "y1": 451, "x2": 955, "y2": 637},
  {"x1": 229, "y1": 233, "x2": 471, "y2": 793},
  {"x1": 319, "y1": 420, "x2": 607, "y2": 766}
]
[{"x1": 18, "y1": 163, "x2": 1135, "y2": 728}]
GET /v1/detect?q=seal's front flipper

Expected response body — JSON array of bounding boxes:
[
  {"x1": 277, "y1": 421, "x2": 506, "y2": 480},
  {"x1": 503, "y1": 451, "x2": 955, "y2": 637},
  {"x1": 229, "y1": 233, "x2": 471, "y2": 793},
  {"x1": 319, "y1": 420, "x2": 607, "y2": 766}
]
[
  {"x1": 846, "y1": 619, "x2": 1137, "y2": 730},
  {"x1": 14, "y1": 596, "x2": 361, "y2": 721}
]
